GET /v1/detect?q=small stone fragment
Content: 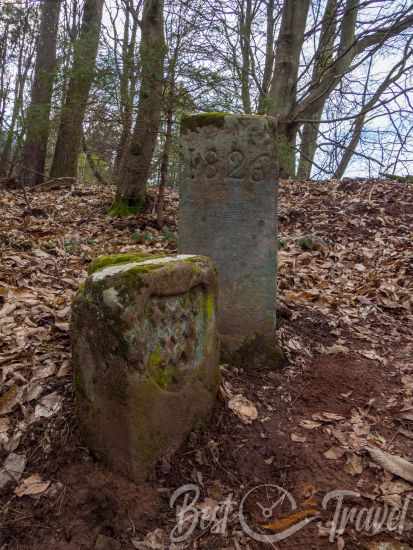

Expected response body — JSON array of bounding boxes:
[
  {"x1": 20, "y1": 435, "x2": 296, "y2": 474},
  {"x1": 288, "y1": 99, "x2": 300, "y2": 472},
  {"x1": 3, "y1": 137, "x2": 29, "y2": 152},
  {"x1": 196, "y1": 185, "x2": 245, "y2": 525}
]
[{"x1": 228, "y1": 394, "x2": 258, "y2": 424}]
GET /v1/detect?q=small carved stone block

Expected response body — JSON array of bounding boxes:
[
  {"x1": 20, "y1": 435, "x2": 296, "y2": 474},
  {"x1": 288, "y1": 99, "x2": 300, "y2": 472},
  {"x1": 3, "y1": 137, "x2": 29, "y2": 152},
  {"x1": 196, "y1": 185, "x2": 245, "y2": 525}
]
[{"x1": 71, "y1": 253, "x2": 219, "y2": 482}]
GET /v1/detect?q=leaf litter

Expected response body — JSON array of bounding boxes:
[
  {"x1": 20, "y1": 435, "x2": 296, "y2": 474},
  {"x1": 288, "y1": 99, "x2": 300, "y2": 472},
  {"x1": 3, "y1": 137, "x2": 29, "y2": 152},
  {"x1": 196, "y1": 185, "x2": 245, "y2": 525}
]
[{"x1": 0, "y1": 178, "x2": 412, "y2": 549}]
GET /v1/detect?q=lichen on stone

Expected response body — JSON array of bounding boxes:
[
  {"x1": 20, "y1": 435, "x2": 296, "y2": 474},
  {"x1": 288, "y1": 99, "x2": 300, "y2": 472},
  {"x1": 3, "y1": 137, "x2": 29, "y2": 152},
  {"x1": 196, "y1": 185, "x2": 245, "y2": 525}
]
[{"x1": 102, "y1": 287, "x2": 122, "y2": 310}]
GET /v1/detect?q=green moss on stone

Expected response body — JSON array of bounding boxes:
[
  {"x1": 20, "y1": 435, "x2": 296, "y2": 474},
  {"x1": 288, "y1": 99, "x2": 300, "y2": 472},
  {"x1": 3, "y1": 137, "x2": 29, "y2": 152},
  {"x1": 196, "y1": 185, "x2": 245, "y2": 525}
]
[
  {"x1": 181, "y1": 112, "x2": 227, "y2": 133},
  {"x1": 205, "y1": 293, "x2": 215, "y2": 320},
  {"x1": 108, "y1": 197, "x2": 144, "y2": 218},
  {"x1": 150, "y1": 365, "x2": 179, "y2": 389},
  {"x1": 88, "y1": 253, "x2": 165, "y2": 275},
  {"x1": 115, "y1": 263, "x2": 164, "y2": 291},
  {"x1": 77, "y1": 282, "x2": 86, "y2": 294},
  {"x1": 149, "y1": 347, "x2": 162, "y2": 368}
]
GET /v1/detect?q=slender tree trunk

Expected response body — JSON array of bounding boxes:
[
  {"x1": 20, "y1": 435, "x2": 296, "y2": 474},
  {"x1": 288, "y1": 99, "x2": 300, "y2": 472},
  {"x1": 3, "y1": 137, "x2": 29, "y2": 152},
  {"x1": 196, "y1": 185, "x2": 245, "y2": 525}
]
[
  {"x1": 267, "y1": 0, "x2": 311, "y2": 177},
  {"x1": 334, "y1": 115, "x2": 365, "y2": 179},
  {"x1": 0, "y1": 20, "x2": 33, "y2": 175},
  {"x1": 156, "y1": 104, "x2": 173, "y2": 227},
  {"x1": 239, "y1": 0, "x2": 252, "y2": 114},
  {"x1": 114, "y1": 8, "x2": 139, "y2": 175},
  {"x1": 297, "y1": 0, "x2": 337, "y2": 179},
  {"x1": 50, "y1": 0, "x2": 104, "y2": 179},
  {"x1": 0, "y1": 21, "x2": 10, "y2": 134},
  {"x1": 292, "y1": 0, "x2": 359, "y2": 121},
  {"x1": 19, "y1": 0, "x2": 61, "y2": 186},
  {"x1": 157, "y1": 32, "x2": 179, "y2": 227},
  {"x1": 113, "y1": 0, "x2": 166, "y2": 214},
  {"x1": 82, "y1": 134, "x2": 107, "y2": 184},
  {"x1": 258, "y1": 0, "x2": 276, "y2": 114},
  {"x1": 334, "y1": 50, "x2": 408, "y2": 178},
  {"x1": 296, "y1": 0, "x2": 358, "y2": 178}
]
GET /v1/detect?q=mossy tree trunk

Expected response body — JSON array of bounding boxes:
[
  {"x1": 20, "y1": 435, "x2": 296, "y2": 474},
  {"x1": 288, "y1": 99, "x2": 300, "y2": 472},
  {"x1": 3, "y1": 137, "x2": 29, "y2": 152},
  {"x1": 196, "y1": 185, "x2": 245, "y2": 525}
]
[
  {"x1": 113, "y1": 0, "x2": 166, "y2": 215},
  {"x1": 266, "y1": 0, "x2": 311, "y2": 177},
  {"x1": 19, "y1": 0, "x2": 61, "y2": 186},
  {"x1": 50, "y1": 0, "x2": 104, "y2": 180}
]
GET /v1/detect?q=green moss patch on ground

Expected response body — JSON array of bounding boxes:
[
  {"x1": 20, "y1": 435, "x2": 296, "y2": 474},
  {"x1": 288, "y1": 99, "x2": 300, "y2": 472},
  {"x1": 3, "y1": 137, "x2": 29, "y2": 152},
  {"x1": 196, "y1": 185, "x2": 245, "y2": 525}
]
[{"x1": 108, "y1": 197, "x2": 145, "y2": 218}]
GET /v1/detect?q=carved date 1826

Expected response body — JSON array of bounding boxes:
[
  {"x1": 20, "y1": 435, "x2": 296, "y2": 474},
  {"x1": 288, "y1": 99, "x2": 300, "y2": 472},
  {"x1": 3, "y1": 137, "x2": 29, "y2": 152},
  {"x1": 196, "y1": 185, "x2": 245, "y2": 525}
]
[{"x1": 190, "y1": 148, "x2": 271, "y2": 183}]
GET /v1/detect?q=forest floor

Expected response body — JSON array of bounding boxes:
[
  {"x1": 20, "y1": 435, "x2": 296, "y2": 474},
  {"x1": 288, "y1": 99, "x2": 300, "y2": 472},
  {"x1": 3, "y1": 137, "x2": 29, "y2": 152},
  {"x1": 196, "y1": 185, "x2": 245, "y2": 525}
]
[{"x1": 0, "y1": 178, "x2": 412, "y2": 550}]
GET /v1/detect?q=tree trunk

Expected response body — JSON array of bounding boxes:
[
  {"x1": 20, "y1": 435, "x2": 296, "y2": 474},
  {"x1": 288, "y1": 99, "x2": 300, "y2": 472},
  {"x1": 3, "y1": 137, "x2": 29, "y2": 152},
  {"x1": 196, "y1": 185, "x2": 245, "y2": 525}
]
[
  {"x1": 267, "y1": 0, "x2": 311, "y2": 177},
  {"x1": 297, "y1": 0, "x2": 337, "y2": 179},
  {"x1": 113, "y1": 0, "x2": 165, "y2": 214},
  {"x1": 334, "y1": 51, "x2": 408, "y2": 179},
  {"x1": 156, "y1": 104, "x2": 173, "y2": 227},
  {"x1": 114, "y1": 7, "x2": 139, "y2": 175},
  {"x1": 239, "y1": 0, "x2": 252, "y2": 114},
  {"x1": 292, "y1": 0, "x2": 359, "y2": 122},
  {"x1": 334, "y1": 115, "x2": 365, "y2": 179},
  {"x1": 0, "y1": 20, "x2": 10, "y2": 134},
  {"x1": 258, "y1": 0, "x2": 276, "y2": 114},
  {"x1": 50, "y1": 0, "x2": 103, "y2": 179},
  {"x1": 0, "y1": 25, "x2": 33, "y2": 176},
  {"x1": 19, "y1": 0, "x2": 61, "y2": 186},
  {"x1": 82, "y1": 134, "x2": 107, "y2": 185}
]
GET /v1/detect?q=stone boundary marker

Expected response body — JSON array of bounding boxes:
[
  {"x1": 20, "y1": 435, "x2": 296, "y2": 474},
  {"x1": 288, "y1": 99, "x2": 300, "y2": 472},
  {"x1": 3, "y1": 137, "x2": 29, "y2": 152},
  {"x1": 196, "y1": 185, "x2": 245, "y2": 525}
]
[
  {"x1": 71, "y1": 253, "x2": 220, "y2": 482},
  {"x1": 179, "y1": 113, "x2": 279, "y2": 364}
]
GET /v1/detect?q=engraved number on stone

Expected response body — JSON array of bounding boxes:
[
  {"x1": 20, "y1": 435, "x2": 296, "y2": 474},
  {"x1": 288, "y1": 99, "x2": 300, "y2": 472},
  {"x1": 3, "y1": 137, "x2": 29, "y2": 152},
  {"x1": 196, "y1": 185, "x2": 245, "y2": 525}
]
[
  {"x1": 205, "y1": 150, "x2": 218, "y2": 178},
  {"x1": 251, "y1": 154, "x2": 271, "y2": 182},
  {"x1": 228, "y1": 150, "x2": 245, "y2": 179},
  {"x1": 189, "y1": 149, "x2": 203, "y2": 179}
]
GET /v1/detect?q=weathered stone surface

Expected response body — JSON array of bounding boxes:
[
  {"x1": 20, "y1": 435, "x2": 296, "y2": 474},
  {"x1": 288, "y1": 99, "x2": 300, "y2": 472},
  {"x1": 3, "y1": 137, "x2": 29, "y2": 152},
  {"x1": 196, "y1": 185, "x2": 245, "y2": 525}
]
[
  {"x1": 72, "y1": 253, "x2": 219, "y2": 482},
  {"x1": 179, "y1": 113, "x2": 279, "y2": 356}
]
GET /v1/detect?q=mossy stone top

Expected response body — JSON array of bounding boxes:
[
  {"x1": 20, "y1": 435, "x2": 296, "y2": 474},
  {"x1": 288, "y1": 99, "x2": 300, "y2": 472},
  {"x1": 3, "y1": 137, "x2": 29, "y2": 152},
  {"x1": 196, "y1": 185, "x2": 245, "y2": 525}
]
[{"x1": 181, "y1": 112, "x2": 274, "y2": 134}]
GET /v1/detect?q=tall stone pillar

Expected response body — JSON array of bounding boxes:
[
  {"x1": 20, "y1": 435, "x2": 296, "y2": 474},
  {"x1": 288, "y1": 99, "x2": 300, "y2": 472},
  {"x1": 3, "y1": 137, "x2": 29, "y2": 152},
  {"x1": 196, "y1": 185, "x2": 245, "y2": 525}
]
[{"x1": 179, "y1": 113, "x2": 280, "y2": 365}]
